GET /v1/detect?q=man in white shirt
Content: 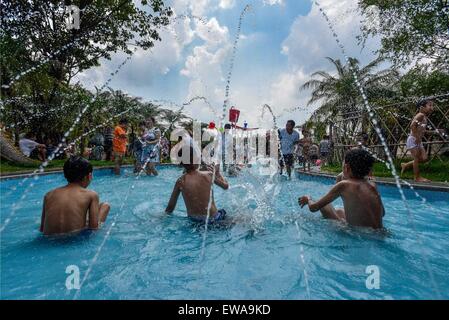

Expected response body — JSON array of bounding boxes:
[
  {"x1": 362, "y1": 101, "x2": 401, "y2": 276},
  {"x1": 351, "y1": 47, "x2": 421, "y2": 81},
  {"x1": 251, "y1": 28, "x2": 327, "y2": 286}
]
[
  {"x1": 278, "y1": 120, "x2": 300, "y2": 178},
  {"x1": 19, "y1": 133, "x2": 47, "y2": 161}
]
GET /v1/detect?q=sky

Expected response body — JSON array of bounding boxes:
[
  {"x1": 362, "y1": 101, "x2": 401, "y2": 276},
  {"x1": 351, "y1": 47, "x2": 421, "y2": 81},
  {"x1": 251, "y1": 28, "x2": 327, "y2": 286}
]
[{"x1": 76, "y1": 0, "x2": 381, "y2": 129}]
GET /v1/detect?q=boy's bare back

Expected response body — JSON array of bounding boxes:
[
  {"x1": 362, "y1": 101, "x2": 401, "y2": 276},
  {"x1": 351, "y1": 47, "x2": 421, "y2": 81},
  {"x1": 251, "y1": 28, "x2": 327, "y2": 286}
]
[
  {"x1": 178, "y1": 170, "x2": 219, "y2": 218},
  {"x1": 41, "y1": 185, "x2": 98, "y2": 235},
  {"x1": 338, "y1": 179, "x2": 384, "y2": 229},
  {"x1": 166, "y1": 164, "x2": 229, "y2": 220}
]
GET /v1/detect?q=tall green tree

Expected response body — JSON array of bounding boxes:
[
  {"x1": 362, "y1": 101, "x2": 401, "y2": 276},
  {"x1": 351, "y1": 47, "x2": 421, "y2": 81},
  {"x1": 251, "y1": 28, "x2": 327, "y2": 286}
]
[
  {"x1": 0, "y1": 0, "x2": 172, "y2": 141},
  {"x1": 358, "y1": 0, "x2": 449, "y2": 69},
  {"x1": 301, "y1": 56, "x2": 399, "y2": 118},
  {"x1": 0, "y1": 0, "x2": 173, "y2": 87}
]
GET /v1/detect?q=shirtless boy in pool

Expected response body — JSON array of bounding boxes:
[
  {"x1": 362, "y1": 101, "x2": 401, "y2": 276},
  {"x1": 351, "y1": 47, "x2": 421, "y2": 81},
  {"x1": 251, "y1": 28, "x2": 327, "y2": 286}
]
[
  {"x1": 40, "y1": 156, "x2": 110, "y2": 235},
  {"x1": 165, "y1": 146, "x2": 229, "y2": 223},
  {"x1": 400, "y1": 99, "x2": 435, "y2": 182},
  {"x1": 299, "y1": 149, "x2": 384, "y2": 229}
]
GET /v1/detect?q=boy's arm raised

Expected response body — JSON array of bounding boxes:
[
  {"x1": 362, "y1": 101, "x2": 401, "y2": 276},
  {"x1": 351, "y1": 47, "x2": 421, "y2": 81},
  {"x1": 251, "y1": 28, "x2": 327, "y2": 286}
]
[
  {"x1": 166, "y1": 179, "x2": 181, "y2": 214},
  {"x1": 299, "y1": 183, "x2": 343, "y2": 212},
  {"x1": 213, "y1": 164, "x2": 229, "y2": 190},
  {"x1": 88, "y1": 192, "x2": 100, "y2": 230}
]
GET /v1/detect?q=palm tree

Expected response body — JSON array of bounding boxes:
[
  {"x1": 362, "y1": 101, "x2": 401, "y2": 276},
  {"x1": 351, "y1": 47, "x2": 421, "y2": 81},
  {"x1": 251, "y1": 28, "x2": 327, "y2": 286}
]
[{"x1": 301, "y1": 57, "x2": 399, "y2": 119}]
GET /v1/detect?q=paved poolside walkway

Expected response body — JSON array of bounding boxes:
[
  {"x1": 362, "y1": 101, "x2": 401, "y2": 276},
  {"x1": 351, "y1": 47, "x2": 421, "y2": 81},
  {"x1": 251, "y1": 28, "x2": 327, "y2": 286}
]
[{"x1": 296, "y1": 170, "x2": 449, "y2": 193}]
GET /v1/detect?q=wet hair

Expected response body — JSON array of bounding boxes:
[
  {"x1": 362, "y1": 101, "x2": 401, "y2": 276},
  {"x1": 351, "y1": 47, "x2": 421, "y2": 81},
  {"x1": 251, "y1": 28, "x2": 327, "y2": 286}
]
[
  {"x1": 287, "y1": 120, "x2": 296, "y2": 127},
  {"x1": 119, "y1": 118, "x2": 128, "y2": 125},
  {"x1": 63, "y1": 156, "x2": 93, "y2": 183},
  {"x1": 344, "y1": 149, "x2": 374, "y2": 179},
  {"x1": 417, "y1": 99, "x2": 432, "y2": 110},
  {"x1": 180, "y1": 146, "x2": 200, "y2": 171}
]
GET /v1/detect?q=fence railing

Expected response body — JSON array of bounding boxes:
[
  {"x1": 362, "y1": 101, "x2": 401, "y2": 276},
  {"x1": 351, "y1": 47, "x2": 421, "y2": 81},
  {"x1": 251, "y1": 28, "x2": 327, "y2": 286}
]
[{"x1": 328, "y1": 93, "x2": 449, "y2": 164}]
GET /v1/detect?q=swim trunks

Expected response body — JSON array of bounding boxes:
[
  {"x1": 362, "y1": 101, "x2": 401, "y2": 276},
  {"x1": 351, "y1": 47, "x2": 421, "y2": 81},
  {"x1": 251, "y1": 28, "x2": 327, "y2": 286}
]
[
  {"x1": 189, "y1": 209, "x2": 227, "y2": 224},
  {"x1": 406, "y1": 135, "x2": 423, "y2": 150},
  {"x1": 279, "y1": 154, "x2": 294, "y2": 167}
]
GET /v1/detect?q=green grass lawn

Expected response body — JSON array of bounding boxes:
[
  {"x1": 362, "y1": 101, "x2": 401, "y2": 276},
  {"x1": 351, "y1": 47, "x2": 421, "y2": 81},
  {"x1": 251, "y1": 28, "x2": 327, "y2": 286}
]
[
  {"x1": 0, "y1": 158, "x2": 135, "y2": 175},
  {"x1": 322, "y1": 157, "x2": 449, "y2": 183}
]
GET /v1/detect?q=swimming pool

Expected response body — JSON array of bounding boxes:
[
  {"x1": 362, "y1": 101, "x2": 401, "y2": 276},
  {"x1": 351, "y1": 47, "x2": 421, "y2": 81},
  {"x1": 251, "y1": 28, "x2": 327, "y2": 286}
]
[{"x1": 1, "y1": 166, "x2": 448, "y2": 299}]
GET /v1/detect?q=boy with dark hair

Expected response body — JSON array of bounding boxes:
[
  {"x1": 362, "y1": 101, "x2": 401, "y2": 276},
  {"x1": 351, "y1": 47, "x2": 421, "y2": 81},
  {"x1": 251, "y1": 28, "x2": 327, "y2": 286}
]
[
  {"x1": 401, "y1": 99, "x2": 435, "y2": 182},
  {"x1": 165, "y1": 146, "x2": 229, "y2": 223},
  {"x1": 40, "y1": 156, "x2": 110, "y2": 235},
  {"x1": 299, "y1": 149, "x2": 384, "y2": 229},
  {"x1": 113, "y1": 118, "x2": 128, "y2": 175}
]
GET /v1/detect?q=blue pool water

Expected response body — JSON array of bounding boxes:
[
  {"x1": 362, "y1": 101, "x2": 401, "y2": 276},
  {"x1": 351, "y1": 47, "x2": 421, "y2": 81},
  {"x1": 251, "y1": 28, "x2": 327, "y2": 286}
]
[{"x1": 1, "y1": 166, "x2": 448, "y2": 299}]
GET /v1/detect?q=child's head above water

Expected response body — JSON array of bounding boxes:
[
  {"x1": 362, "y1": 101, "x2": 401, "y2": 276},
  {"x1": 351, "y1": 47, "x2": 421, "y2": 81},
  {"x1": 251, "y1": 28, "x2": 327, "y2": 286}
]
[
  {"x1": 63, "y1": 156, "x2": 93, "y2": 186},
  {"x1": 180, "y1": 146, "x2": 201, "y2": 172},
  {"x1": 343, "y1": 149, "x2": 374, "y2": 179}
]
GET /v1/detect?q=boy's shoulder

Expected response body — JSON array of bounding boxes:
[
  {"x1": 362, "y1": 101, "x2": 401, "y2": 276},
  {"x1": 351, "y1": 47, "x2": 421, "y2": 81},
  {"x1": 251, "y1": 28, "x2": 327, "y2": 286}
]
[{"x1": 414, "y1": 112, "x2": 426, "y2": 120}]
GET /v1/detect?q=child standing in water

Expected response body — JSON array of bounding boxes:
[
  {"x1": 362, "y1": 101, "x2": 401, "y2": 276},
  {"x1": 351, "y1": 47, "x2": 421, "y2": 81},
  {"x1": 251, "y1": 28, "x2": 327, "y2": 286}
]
[
  {"x1": 165, "y1": 147, "x2": 229, "y2": 223},
  {"x1": 401, "y1": 99, "x2": 434, "y2": 182},
  {"x1": 299, "y1": 149, "x2": 384, "y2": 229},
  {"x1": 113, "y1": 118, "x2": 128, "y2": 176},
  {"x1": 40, "y1": 156, "x2": 110, "y2": 235},
  {"x1": 141, "y1": 117, "x2": 161, "y2": 176}
]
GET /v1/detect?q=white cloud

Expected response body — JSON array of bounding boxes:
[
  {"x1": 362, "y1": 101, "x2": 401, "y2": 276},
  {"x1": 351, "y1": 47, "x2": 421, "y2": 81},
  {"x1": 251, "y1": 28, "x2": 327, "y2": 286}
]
[
  {"x1": 180, "y1": 17, "x2": 233, "y2": 122},
  {"x1": 219, "y1": 0, "x2": 236, "y2": 9},
  {"x1": 77, "y1": 12, "x2": 195, "y2": 89},
  {"x1": 262, "y1": 0, "x2": 381, "y2": 127},
  {"x1": 281, "y1": 0, "x2": 378, "y2": 73},
  {"x1": 171, "y1": 0, "x2": 211, "y2": 16},
  {"x1": 263, "y1": 0, "x2": 284, "y2": 6}
]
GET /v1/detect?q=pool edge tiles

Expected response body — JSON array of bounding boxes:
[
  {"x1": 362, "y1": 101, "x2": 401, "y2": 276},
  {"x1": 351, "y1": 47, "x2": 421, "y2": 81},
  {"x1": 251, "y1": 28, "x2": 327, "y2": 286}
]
[
  {"x1": 295, "y1": 170, "x2": 449, "y2": 193},
  {"x1": 0, "y1": 164, "x2": 180, "y2": 181}
]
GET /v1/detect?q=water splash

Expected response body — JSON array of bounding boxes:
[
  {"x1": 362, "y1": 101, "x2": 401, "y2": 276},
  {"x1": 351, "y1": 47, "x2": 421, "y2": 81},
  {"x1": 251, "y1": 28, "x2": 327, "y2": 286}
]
[
  {"x1": 220, "y1": 4, "x2": 252, "y2": 127},
  {"x1": 201, "y1": 4, "x2": 252, "y2": 261},
  {"x1": 72, "y1": 100, "x2": 193, "y2": 299},
  {"x1": 0, "y1": 49, "x2": 137, "y2": 234},
  {"x1": 261, "y1": 104, "x2": 278, "y2": 128},
  {"x1": 314, "y1": 0, "x2": 441, "y2": 297}
]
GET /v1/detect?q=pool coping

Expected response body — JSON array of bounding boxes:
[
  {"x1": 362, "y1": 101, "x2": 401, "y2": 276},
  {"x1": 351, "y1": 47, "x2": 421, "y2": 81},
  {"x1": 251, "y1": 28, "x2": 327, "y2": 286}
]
[
  {"x1": 0, "y1": 163, "x2": 179, "y2": 181},
  {"x1": 295, "y1": 170, "x2": 449, "y2": 193},
  {"x1": 1, "y1": 165, "x2": 448, "y2": 193}
]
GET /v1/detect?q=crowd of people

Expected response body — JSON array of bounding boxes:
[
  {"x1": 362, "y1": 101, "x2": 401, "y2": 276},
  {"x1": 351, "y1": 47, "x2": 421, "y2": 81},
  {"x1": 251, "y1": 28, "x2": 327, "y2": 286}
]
[
  {"x1": 3, "y1": 99, "x2": 442, "y2": 237},
  {"x1": 278, "y1": 119, "x2": 333, "y2": 179}
]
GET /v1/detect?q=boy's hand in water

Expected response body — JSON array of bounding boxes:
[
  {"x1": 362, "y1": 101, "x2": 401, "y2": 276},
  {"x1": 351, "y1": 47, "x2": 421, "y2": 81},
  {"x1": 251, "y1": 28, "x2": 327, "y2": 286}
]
[{"x1": 299, "y1": 195, "x2": 311, "y2": 208}]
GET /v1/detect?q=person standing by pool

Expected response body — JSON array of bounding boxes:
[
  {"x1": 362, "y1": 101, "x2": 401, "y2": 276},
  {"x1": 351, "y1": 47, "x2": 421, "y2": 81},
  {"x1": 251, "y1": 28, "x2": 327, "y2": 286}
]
[
  {"x1": 278, "y1": 120, "x2": 300, "y2": 178},
  {"x1": 165, "y1": 146, "x2": 229, "y2": 223},
  {"x1": 113, "y1": 118, "x2": 128, "y2": 176},
  {"x1": 299, "y1": 149, "x2": 384, "y2": 229},
  {"x1": 133, "y1": 121, "x2": 146, "y2": 173},
  {"x1": 141, "y1": 117, "x2": 161, "y2": 176},
  {"x1": 19, "y1": 132, "x2": 47, "y2": 161},
  {"x1": 104, "y1": 126, "x2": 114, "y2": 161},
  {"x1": 299, "y1": 129, "x2": 312, "y2": 172},
  {"x1": 319, "y1": 135, "x2": 331, "y2": 165},
  {"x1": 40, "y1": 156, "x2": 110, "y2": 235},
  {"x1": 400, "y1": 99, "x2": 436, "y2": 182}
]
